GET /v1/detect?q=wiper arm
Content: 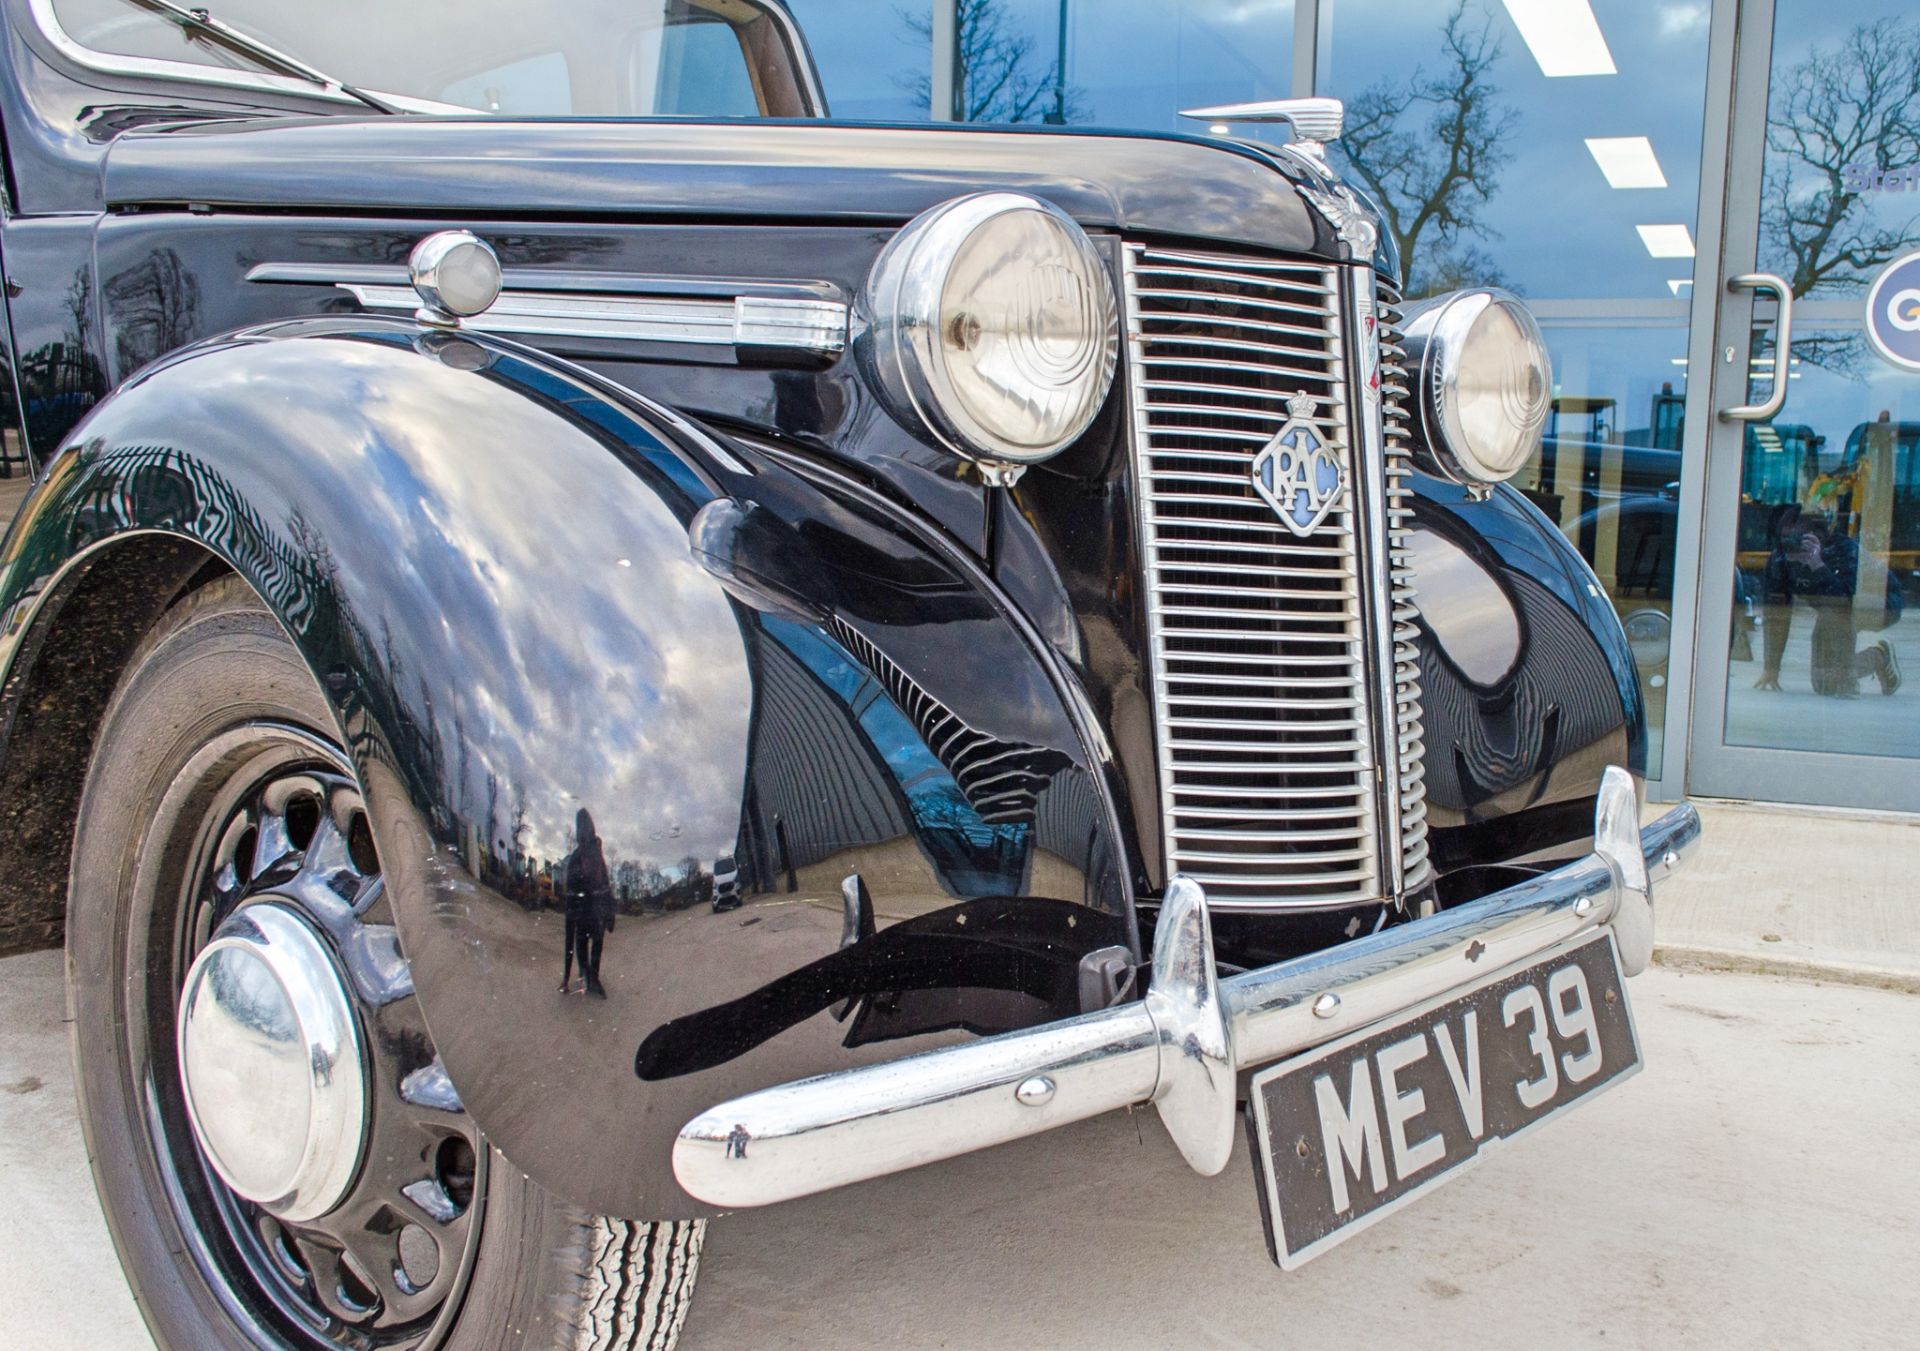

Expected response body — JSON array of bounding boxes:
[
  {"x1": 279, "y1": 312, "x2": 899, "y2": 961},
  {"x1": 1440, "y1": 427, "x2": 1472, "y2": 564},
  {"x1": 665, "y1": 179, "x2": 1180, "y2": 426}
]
[{"x1": 130, "y1": 0, "x2": 400, "y2": 115}]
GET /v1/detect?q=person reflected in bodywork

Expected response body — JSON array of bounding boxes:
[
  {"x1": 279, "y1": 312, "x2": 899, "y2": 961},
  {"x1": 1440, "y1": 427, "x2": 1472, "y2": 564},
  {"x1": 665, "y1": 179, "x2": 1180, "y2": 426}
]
[
  {"x1": 559, "y1": 808, "x2": 614, "y2": 998},
  {"x1": 1755, "y1": 505, "x2": 1903, "y2": 697}
]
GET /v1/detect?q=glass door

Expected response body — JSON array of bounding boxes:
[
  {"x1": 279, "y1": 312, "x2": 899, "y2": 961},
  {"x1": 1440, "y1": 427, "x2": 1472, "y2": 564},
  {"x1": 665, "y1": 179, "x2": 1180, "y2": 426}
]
[{"x1": 1688, "y1": 0, "x2": 1920, "y2": 810}]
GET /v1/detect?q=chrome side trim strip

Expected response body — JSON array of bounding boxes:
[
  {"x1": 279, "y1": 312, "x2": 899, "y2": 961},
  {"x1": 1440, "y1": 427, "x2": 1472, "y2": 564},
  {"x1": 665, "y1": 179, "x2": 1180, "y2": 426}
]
[
  {"x1": 673, "y1": 768, "x2": 1701, "y2": 1208},
  {"x1": 245, "y1": 264, "x2": 410, "y2": 287},
  {"x1": 268, "y1": 272, "x2": 850, "y2": 354},
  {"x1": 244, "y1": 264, "x2": 844, "y2": 304},
  {"x1": 342, "y1": 284, "x2": 737, "y2": 343},
  {"x1": 731, "y1": 297, "x2": 849, "y2": 352}
]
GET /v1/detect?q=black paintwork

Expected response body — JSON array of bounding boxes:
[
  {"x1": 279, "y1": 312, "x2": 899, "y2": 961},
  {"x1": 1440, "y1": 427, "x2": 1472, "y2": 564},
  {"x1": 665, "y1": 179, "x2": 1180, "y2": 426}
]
[
  {"x1": 0, "y1": 319, "x2": 1131, "y2": 1215},
  {"x1": 97, "y1": 116, "x2": 1327, "y2": 251},
  {"x1": 0, "y1": 0, "x2": 1643, "y2": 1217},
  {"x1": 1413, "y1": 480, "x2": 1645, "y2": 875}
]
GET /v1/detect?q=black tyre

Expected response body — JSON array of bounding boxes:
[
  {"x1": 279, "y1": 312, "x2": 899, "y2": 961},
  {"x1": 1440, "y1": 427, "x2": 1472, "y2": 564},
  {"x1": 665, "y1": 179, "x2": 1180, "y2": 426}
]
[{"x1": 67, "y1": 576, "x2": 703, "y2": 1350}]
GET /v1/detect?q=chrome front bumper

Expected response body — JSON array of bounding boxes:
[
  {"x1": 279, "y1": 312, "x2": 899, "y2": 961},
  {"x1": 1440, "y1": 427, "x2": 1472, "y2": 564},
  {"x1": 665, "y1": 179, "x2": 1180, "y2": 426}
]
[{"x1": 675, "y1": 767, "x2": 1701, "y2": 1208}]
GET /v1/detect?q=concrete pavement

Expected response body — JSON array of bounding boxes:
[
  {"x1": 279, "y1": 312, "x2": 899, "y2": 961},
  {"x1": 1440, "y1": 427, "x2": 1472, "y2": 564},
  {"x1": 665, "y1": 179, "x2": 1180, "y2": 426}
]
[
  {"x1": 678, "y1": 962, "x2": 1920, "y2": 1350},
  {"x1": 0, "y1": 949, "x2": 151, "y2": 1351},
  {"x1": 1654, "y1": 800, "x2": 1920, "y2": 991},
  {"x1": 3, "y1": 945, "x2": 1915, "y2": 1349}
]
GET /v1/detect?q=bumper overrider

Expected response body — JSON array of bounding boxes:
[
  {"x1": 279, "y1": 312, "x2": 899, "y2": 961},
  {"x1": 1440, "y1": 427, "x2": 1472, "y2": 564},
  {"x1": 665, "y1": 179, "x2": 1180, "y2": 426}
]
[{"x1": 674, "y1": 767, "x2": 1700, "y2": 1207}]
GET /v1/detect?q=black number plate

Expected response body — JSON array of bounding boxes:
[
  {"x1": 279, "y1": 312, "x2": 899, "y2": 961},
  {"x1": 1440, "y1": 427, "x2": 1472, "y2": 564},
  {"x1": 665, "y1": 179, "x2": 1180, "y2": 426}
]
[{"x1": 1247, "y1": 932, "x2": 1640, "y2": 1269}]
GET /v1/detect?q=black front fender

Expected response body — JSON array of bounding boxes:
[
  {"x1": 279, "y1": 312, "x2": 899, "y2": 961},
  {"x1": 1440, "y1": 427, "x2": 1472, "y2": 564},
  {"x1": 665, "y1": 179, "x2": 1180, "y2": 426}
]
[
  {"x1": 0, "y1": 318, "x2": 1132, "y2": 1218},
  {"x1": 1410, "y1": 477, "x2": 1649, "y2": 889}
]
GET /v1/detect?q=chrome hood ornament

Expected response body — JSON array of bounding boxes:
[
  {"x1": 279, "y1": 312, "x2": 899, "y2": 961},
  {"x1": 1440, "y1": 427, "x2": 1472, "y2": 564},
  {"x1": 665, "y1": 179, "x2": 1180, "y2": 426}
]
[
  {"x1": 1252, "y1": 393, "x2": 1347, "y2": 537},
  {"x1": 1179, "y1": 96, "x2": 1345, "y2": 152},
  {"x1": 1177, "y1": 98, "x2": 1379, "y2": 258},
  {"x1": 1299, "y1": 183, "x2": 1380, "y2": 259}
]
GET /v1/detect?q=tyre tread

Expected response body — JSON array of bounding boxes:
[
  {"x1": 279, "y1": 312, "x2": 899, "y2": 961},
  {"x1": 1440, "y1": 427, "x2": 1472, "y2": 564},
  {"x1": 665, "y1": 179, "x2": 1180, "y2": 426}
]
[{"x1": 571, "y1": 1218, "x2": 706, "y2": 1351}]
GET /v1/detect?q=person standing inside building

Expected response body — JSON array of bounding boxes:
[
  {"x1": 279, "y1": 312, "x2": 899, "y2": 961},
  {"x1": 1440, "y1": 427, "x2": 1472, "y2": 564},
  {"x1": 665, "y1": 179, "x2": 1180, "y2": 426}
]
[{"x1": 1755, "y1": 504, "x2": 1902, "y2": 697}]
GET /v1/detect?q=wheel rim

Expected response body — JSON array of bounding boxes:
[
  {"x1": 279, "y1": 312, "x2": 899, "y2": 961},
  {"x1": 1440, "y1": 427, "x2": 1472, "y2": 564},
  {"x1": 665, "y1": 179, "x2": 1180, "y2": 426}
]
[{"x1": 140, "y1": 722, "x2": 485, "y2": 1348}]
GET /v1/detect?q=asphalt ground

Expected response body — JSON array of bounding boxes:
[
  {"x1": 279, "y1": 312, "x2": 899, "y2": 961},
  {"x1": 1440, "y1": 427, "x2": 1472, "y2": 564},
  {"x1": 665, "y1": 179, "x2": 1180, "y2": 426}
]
[{"x1": 3, "y1": 948, "x2": 1915, "y2": 1349}]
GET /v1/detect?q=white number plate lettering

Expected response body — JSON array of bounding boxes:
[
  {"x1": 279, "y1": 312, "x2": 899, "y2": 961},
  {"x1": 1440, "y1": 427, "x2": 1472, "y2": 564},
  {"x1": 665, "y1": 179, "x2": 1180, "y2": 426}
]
[{"x1": 1247, "y1": 933, "x2": 1640, "y2": 1269}]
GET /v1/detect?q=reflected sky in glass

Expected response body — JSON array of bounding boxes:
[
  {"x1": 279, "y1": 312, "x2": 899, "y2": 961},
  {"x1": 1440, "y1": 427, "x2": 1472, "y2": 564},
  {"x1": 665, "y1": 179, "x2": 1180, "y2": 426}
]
[
  {"x1": 790, "y1": 0, "x2": 1713, "y2": 307},
  {"x1": 791, "y1": 0, "x2": 1299, "y2": 130},
  {"x1": 1320, "y1": 0, "x2": 1712, "y2": 300}
]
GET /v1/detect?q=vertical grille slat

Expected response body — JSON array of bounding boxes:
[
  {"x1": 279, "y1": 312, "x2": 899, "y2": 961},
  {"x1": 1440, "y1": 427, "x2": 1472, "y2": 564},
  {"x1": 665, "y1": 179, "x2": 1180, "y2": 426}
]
[
  {"x1": 1376, "y1": 281, "x2": 1433, "y2": 895},
  {"x1": 1123, "y1": 244, "x2": 1430, "y2": 912}
]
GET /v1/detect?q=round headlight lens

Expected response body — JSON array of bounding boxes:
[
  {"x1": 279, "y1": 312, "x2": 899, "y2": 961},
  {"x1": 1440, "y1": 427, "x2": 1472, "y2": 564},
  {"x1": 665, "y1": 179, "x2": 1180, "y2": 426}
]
[
  {"x1": 1408, "y1": 289, "x2": 1552, "y2": 486},
  {"x1": 861, "y1": 192, "x2": 1118, "y2": 470}
]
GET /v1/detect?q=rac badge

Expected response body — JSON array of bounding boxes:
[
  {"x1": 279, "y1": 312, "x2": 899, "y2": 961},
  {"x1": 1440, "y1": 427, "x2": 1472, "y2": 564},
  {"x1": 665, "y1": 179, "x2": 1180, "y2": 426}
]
[{"x1": 1253, "y1": 393, "x2": 1346, "y2": 537}]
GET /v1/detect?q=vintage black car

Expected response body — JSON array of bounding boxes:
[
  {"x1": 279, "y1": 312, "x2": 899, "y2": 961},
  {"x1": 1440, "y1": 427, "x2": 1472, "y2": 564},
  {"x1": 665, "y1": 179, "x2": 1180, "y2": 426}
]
[{"x1": 0, "y1": 2, "x2": 1702, "y2": 1347}]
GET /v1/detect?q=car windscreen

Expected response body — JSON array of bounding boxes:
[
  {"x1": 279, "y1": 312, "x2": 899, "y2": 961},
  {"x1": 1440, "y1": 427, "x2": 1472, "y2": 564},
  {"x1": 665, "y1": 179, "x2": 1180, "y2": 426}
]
[{"x1": 44, "y1": 0, "x2": 812, "y2": 116}]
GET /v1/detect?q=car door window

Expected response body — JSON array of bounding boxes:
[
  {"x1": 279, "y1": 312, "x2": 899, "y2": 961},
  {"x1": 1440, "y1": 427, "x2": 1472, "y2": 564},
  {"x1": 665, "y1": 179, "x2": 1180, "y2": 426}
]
[{"x1": 644, "y1": 18, "x2": 759, "y2": 116}]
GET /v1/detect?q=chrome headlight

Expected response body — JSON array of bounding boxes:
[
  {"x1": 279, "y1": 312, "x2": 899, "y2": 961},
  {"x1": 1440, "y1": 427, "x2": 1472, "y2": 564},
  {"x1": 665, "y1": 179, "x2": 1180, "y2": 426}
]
[
  {"x1": 859, "y1": 192, "x2": 1119, "y2": 475},
  {"x1": 1403, "y1": 288, "x2": 1552, "y2": 487}
]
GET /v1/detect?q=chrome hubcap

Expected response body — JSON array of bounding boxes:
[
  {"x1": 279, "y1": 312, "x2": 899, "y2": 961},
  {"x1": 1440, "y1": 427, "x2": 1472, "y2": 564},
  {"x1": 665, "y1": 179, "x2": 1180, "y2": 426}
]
[
  {"x1": 145, "y1": 725, "x2": 484, "y2": 1346},
  {"x1": 178, "y1": 903, "x2": 368, "y2": 1222}
]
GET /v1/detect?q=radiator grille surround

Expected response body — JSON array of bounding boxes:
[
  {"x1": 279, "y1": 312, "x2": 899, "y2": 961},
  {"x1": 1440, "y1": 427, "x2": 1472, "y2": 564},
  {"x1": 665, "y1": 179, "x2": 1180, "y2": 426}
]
[
  {"x1": 1122, "y1": 244, "x2": 1430, "y2": 912},
  {"x1": 1378, "y1": 281, "x2": 1433, "y2": 892}
]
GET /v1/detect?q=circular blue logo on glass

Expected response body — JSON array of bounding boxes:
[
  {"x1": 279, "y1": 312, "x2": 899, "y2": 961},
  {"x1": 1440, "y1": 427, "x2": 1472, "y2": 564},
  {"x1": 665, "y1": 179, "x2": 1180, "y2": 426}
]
[{"x1": 1865, "y1": 249, "x2": 1920, "y2": 373}]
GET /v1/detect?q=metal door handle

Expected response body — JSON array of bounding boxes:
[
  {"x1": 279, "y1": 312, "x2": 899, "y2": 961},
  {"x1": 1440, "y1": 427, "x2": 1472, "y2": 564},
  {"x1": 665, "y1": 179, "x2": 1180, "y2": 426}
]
[{"x1": 1719, "y1": 273, "x2": 1794, "y2": 422}]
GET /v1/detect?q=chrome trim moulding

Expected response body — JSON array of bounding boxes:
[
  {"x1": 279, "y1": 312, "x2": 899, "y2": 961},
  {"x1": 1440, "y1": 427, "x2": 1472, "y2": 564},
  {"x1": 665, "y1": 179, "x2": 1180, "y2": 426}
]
[
  {"x1": 674, "y1": 767, "x2": 1701, "y2": 1208},
  {"x1": 1374, "y1": 281, "x2": 1433, "y2": 893},
  {"x1": 338, "y1": 285, "x2": 847, "y2": 352},
  {"x1": 244, "y1": 265, "x2": 849, "y2": 354},
  {"x1": 1341, "y1": 266, "x2": 1405, "y2": 896},
  {"x1": 244, "y1": 264, "x2": 845, "y2": 305}
]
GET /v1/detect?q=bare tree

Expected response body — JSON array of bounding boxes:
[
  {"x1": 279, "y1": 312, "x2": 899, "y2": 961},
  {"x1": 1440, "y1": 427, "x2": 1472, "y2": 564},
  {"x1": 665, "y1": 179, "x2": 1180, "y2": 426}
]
[
  {"x1": 613, "y1": 858, "x2": 642, "y2": 906},
  {"x1": 1334, "y1": 1, "x2": 1517, "y2": 298},
  {"x1": 104, "y1": 248, "x2": 201, "y2": 375},
  {"x1": 1762, "y1": 18, "x2": 1920, "y2": 300},
  {"x1": 899, "y1": 0, "x2": 1084, "y2": 125},
  {"x1": 1751, "y1": 19, "x2": 1920, "y2": 378}
]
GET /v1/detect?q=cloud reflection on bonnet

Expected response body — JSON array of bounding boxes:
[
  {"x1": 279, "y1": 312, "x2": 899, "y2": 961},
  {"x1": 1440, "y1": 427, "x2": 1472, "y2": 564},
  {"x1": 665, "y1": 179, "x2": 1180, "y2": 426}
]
[{"x1": 130, "y1": 333, "x2": 754, "y2": 872}]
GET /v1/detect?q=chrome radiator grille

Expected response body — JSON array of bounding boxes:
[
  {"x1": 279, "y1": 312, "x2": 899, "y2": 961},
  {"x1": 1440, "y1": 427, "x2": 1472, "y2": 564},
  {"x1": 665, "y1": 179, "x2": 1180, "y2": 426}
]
[{"x1": 1121, "y1": 244, "x2": 1429, "y2": 911}]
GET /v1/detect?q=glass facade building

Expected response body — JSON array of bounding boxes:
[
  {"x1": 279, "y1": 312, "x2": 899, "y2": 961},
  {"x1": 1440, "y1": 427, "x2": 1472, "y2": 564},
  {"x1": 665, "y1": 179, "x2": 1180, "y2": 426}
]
[{"x1": 787, "y1": 0, "x2": 1920, "y2": 813}]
